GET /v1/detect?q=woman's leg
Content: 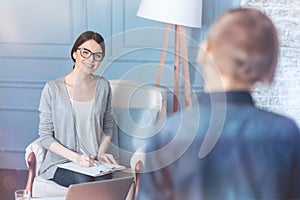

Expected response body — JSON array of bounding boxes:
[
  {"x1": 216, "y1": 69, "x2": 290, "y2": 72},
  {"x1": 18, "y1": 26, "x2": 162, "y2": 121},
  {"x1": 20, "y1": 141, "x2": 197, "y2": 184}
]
[
  {"x1": 94, "y1": 173, "x2": 113, "y2": 181},
  {"x1": 52, "y1": 168, "x2": 94, "y2": 187}
]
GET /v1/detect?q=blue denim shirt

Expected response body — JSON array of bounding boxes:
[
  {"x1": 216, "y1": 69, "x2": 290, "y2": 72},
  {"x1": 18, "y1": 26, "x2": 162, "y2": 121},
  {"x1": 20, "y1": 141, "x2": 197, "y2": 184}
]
[{"x1": 138, "y1": 91, "x2": 300, "y2": 200}]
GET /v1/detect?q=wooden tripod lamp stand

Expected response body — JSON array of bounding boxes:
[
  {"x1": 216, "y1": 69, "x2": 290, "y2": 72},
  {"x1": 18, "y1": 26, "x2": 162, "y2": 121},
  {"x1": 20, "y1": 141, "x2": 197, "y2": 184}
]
[{"x1": 137, "y1": 0, "x2": 202, "y2": 112}]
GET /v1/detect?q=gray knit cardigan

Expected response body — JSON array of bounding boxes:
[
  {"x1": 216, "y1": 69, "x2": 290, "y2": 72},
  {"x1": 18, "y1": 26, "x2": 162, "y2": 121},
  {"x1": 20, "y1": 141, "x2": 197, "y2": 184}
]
[{"x1": 38, "y1": 75, "x2": 113, "y2": 179}]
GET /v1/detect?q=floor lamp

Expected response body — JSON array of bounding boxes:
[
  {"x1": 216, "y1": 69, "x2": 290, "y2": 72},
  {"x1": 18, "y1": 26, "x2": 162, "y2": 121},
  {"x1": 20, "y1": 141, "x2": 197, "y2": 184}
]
[{"x1": 137, "y1": 0, "x2": 202, "y2": 112}]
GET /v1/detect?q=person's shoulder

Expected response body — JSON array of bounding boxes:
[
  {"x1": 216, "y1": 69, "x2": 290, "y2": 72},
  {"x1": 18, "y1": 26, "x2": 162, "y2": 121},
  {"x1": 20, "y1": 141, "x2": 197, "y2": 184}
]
[
  {"x1": 152, "y1": 108, "x2": 201, "y2": 142},
  {"x1": 42, "y1": 77, "x2": 64, "y2": 90},
  {"x1": 256, "y1": 107, "x2": 296, "y2": 125},
  {"x1": 170, "y1": 107, "x2": 200, "y2": 121},
  {"x1": 94, "y1": 75, "x2": 108, "y2": 82},
  {"x1": 94, "y1": 75, "x2": 110, "y2": 86},
  {"x1": 144, "y1": 108, "x2": 201, "y2": 164},
  {"x1": 45, "y1": 77, "x2": 64, "y2": 86},
  {"x1": 254, "y1": 107, "x2": 300, "y2": 136}
]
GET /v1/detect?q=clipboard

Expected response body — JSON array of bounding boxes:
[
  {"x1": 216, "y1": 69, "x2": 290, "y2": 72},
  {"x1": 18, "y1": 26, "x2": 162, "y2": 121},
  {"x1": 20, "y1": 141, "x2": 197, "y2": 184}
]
[{"x1": 57, "y1": 161, "x2": 126, "y2": 177}]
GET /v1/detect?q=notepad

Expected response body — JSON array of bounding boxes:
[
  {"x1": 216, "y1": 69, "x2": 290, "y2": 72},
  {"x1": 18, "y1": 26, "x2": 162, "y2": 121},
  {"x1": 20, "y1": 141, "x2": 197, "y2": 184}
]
[{"x1": 57, "y1": 161, "x2": 126, "y2": 177}]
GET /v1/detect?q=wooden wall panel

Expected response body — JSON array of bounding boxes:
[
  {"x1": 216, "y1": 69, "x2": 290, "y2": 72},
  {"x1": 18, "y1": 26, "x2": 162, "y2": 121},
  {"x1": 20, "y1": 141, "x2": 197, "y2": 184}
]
[
  {"x1": 0, "y1": 0, "x2": 239, "y2": 169},
  {"x1": 0, "y1": 0, "x2": 88, "y2": 169}
]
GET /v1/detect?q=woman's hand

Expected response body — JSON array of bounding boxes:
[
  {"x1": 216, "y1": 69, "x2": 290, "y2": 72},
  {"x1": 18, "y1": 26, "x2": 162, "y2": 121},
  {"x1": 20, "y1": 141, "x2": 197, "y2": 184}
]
[
  {"x1": 98, "y1": 153, "x2": 118, "y2": 164},
  {"x1": 49, "y1": 142, "x2": 96, "y2": 167},
  {"x1": 75, "y1": 153, "x2": 96, "y2": 167}
]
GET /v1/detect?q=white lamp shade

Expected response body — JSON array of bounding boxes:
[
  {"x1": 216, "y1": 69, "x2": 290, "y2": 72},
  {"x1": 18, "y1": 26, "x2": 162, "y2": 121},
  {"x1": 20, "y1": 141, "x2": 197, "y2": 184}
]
[{"x1": 137, "y1": 0, "x2": 202, "y2": 28}]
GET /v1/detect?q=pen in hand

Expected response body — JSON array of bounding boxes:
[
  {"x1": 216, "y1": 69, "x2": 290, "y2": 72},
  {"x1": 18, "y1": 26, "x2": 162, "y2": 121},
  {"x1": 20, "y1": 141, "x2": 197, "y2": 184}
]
[{"x1": 80, "y1": 148, "x2": 97, "y2": 167}]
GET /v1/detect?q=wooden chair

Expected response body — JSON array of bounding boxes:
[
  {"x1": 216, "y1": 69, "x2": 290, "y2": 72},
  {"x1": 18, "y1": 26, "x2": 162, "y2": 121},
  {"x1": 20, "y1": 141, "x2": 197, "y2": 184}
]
[
  {"x1": 25, "y1": 139, "x2": 68, "y2": 198},
  {"x1": 25, "y1": 80, "x2": 166, "y2": 198},
  {"x1": 25, "y1": 150, "x2": 144, "y2": 199}
]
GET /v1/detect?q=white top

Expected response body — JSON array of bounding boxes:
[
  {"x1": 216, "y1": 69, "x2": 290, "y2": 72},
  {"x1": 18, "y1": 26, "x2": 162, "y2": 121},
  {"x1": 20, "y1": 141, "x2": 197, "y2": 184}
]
[{"x1": 70, "y1": 98, "x2": 98, "y2": 156}]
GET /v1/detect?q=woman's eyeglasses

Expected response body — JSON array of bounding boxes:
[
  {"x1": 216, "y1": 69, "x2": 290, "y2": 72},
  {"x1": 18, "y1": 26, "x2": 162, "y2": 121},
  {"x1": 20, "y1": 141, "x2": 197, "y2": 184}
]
[{"x1": 77, "y1": 48, "x2": 104, "y2": 61}]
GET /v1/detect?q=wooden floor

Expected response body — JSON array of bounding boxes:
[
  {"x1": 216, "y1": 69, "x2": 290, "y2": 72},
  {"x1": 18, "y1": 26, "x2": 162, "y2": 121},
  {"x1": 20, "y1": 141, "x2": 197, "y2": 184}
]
[{"x1": 0, "y1": 169, "x2": 28, "y2": 200}]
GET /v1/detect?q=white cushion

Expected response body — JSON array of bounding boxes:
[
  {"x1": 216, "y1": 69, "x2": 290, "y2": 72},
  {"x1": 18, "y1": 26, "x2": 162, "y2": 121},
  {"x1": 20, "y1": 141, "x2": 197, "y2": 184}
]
[
  {"x1": 32, "y1": 176, "x2": 67, "y2": 198},
  {"x1": 108, "y1": 80, "x2": 166, "y2": 167},
  {"x1": 109, "y1": 80, "x2": 167, "y2": 113}
]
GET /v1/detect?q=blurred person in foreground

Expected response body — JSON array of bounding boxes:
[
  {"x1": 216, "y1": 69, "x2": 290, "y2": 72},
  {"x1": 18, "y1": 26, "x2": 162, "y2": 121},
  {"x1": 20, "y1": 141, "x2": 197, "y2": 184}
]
[{"x1": 138, "y1": 8, "x2": 300, "y2": 200}]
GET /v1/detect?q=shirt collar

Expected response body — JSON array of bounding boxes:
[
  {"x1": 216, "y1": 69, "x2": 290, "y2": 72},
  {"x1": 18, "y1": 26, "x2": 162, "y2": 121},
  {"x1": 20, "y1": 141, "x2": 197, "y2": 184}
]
[{"x1": 198, "y1": 91, "x2": 254, "y2": 105}]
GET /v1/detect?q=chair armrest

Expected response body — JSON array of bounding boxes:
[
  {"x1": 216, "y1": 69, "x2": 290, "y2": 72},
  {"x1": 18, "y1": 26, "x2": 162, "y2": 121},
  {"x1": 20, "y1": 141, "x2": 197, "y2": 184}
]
[
  {"x1": 25, "y1": 138, "x2": 46, "y2": 176},
  {"x1": 130, "y1": 146, "x2": 145, "y2": 172},
  {"x1": 132, "y1": 160, "x2": 143, "y2": 200},
  {"x1": 130, "y1": 146, "x2": 145, "y2": 200},
  {"x1": 25, "y1": 152, "x2": 36, "y2": 196},
  {"x1": 24, "y1": 138, "x2": 47, "y2": 197}
]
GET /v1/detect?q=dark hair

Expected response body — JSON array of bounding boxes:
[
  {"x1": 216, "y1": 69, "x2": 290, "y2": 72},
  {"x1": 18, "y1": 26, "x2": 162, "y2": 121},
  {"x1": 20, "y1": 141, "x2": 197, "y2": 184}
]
[{"x1": 70, "y1": 31, "x2": 105, "y2": 63}]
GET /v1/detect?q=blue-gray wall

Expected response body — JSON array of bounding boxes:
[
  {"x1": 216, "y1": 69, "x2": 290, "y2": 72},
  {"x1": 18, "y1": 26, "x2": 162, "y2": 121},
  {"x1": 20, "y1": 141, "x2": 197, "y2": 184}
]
[{"x1": 0, "y1": 0, "x2": 239, "y2": 170}]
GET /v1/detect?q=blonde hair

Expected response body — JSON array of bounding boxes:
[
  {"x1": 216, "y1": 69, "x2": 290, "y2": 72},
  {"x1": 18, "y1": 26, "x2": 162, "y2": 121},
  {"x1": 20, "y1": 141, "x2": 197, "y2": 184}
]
[{"x1": 207, "y1": 8, "x2": 279, "y2": 84}]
